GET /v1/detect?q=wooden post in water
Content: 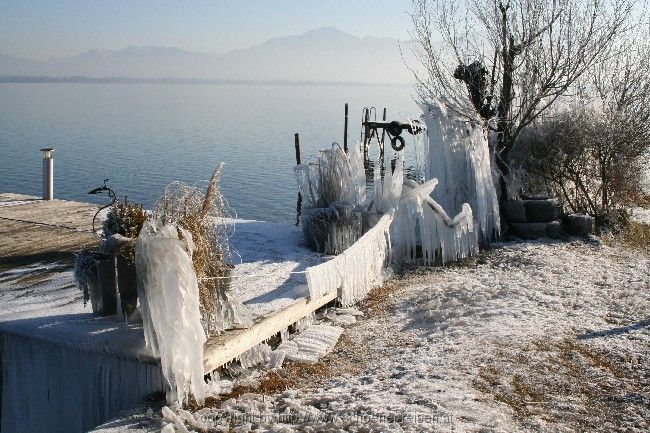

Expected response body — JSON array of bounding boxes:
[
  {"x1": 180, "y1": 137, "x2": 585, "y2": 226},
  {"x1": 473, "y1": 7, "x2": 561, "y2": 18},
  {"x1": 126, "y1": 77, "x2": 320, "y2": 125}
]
[
  {"x1": 380, "y1": 108, "x2": 387, "y2": 159},
  {"x1": 362, "y1": 108, "x2": 370, "y2": 161},
  {"x1": 294, "y1": 133, "x2": 302, "y2": 226},
  {"x1": 294, "y1": 133, "x2": 301, "y2": 165},
  {"x1": 343, "y1": 103, "x2": 349, "y2": 153}
]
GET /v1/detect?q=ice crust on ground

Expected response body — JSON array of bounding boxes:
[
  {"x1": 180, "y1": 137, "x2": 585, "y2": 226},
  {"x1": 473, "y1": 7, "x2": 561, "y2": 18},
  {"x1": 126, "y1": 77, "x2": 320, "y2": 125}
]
[
  {"x1": 421, "y1": 102, "x2": 500, "y2": 242},
  {"x1": 135, "y1": 220, "x2": 206, "y2": 405}
]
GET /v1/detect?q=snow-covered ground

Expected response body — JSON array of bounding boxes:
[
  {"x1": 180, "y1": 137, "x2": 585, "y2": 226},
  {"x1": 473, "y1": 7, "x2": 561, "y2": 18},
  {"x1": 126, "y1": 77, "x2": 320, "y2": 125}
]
[{"x1": 94, "y1": 237, "x2": 649, "y2": 433}]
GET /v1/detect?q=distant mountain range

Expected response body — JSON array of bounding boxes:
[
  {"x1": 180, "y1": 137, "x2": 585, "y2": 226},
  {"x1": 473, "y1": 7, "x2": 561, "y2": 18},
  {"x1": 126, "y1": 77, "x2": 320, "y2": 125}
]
[{"x1": 0, "y1": 28, "x2": 414, "y2": 85}]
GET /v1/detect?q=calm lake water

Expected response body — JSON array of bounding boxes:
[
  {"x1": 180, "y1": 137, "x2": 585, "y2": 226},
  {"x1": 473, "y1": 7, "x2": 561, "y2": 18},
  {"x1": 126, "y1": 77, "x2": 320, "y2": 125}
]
[{"x1": 0, "y1": 83, "x2": 422, "y2": 223}]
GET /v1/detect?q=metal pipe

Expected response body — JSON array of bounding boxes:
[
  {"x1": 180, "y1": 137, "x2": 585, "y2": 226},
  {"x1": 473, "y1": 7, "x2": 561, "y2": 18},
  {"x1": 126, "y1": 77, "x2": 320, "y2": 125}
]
[{"x1": 40, "y1": 147, "x2": 54, "y2": 200}]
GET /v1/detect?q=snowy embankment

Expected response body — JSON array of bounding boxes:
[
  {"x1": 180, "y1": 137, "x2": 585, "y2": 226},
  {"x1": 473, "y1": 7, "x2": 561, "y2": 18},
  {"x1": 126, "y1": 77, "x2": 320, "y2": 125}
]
[{"x1": 94, "y1": 237, "x2": 649, "y2": 433}]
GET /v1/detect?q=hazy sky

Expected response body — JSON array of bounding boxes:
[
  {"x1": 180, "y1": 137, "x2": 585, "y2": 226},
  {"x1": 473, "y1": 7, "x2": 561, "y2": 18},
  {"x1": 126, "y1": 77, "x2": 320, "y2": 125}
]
[{"x1": 0, "y1": 0, "x2": 414, "y2": 60}]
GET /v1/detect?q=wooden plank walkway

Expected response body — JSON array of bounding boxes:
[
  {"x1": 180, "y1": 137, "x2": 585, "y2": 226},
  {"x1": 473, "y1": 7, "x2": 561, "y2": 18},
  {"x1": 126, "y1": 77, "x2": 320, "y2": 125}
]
[{"x1": 0, "y1": 193, "x2": 99, "y2": 271}]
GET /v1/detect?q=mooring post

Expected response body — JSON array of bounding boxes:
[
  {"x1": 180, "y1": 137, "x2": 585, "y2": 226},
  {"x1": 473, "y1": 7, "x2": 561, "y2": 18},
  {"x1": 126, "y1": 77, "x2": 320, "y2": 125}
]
[
  {"x1": 380, "y1": 107, "x2": 387, "y2": 157},
  {"x1": 344, "y1": 103, "x2": 349, "y2": 153},
  {"x1": 363, "y1": 108, "x2": 370, "y2": 161},
  {"x1": 40, "y1": 147, "x2": 54, "y2": 200},
  {"x1": 294, "y1": 133, "x2": 302, "y2": 225},
  {"x1": 294, "y1": 133, "x2": 301, "y2": 165}
]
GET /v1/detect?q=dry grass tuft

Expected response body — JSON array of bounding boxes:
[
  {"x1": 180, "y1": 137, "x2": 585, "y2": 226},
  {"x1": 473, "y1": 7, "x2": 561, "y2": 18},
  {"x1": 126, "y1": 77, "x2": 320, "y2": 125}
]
[
  {"x1": 620, "y1": 221, "x2": 650, "y2": 251},
  {"x1": 473, "y1": 337, "x2": 649, "y2": 430},
  {"x1": 359, "y1": 282, "x2": 398, "y2": 314},
  {"x1": 154, "y1": 162, "x2": 232, "y2": 316},
  {"x1": 604, "y1": 220, "x2": 650, "y2": 251}
]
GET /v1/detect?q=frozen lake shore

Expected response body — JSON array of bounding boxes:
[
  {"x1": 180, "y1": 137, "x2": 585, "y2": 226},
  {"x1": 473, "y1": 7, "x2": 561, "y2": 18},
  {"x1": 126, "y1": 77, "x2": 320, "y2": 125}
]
[{"x1": 93, "y1": 235, "x2": 650, "y2": 432}]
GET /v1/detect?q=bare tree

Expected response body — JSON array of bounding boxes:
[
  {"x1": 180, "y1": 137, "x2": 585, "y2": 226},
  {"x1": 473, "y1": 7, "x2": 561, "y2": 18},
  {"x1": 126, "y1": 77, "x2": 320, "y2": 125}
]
[{"x1": 409, "y1": 0, "x2": 635, "y2": 198}]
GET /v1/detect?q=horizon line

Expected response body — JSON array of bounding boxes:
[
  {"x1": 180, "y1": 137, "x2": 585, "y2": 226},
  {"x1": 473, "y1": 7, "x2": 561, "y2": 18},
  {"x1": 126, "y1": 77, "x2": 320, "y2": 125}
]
[{"x1": 0, "y1": 75, "x2": 412, "y2": 88}]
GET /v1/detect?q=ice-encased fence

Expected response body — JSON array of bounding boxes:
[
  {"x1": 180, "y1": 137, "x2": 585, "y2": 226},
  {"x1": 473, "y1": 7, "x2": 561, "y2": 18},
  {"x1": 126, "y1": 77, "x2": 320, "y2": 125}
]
[
  {"x1": 135, "y1": 220, "x2": 206, "y2": 405},
  {"x1": 305, "y1": 212, "x2": 393, "y2": 306},
  {"x1": 392, "y1": 179, "x2": 478, "y2": 265},
  {"x1": 421, "y1": 102, "x2": 500, "y2": 242}
]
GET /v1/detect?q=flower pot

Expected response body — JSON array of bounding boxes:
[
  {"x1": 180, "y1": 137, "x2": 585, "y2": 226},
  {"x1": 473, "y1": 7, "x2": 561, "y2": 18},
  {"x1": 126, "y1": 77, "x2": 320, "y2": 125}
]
[
  {"x1": 302, "y1": 203, "x2": 362, "y2": 255},
  {"x1": 88, "y1": 257, "x2": 117, "y2": 316},
  {"x1": 116, "y1": 255, "x2": 138, "y2": 315}
]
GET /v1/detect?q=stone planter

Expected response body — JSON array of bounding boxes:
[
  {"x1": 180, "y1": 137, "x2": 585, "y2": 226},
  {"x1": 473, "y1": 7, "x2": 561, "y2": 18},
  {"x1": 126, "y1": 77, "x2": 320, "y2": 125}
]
[
  {"x1": 564, "y1": 213, "x2": 594, "y2": 236},
  {"x1": 116, "y1": 256, "x2": 138, "y2": 315}
]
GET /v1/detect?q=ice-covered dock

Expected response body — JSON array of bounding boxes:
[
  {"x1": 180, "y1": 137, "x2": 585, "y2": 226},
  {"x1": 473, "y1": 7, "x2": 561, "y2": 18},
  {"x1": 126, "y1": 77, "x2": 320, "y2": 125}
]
[{"x1": 0, "y1": 194, "x2": 333, "y2": 433}]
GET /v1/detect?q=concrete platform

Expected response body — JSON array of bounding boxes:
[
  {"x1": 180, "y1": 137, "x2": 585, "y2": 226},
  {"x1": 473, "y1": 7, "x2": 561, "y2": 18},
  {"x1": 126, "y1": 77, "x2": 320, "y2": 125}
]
[{"x1": 0, "y1": 194, "x2": 334, "y2": 432}]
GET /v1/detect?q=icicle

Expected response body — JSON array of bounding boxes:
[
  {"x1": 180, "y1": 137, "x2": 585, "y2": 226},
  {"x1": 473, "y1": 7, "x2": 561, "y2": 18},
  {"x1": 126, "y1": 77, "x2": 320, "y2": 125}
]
[
  {"x1": 371, "y1": 153, "x2": 404, "y2": 214},
  {"x1": 291, "y1": 311, "x2": 315, "y2": 333},
  {"x1": 392, "y1": 178, "x2": 478, "y2": 265},
  {"x1": 420, "y1": 102, "x2": 500, "y2": 242},
  {"x1": 305, "y1": 212, "x2": 393, "y2": 306},
  {"x1": 135, "y1": 220, "x2": 206, "y2": 405},
  {"x1": 238, "y1": 343, "x2": 271, "y2": 369},
  {"x1": 276, "y1": 324, "x2": 343, "y2": 364}
]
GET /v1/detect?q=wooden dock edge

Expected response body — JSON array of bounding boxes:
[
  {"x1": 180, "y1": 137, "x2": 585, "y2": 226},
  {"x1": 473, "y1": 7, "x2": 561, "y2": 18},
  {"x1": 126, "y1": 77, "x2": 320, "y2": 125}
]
[{"x1": 203, "y1": 289, "x2": 337, "y2": 373}]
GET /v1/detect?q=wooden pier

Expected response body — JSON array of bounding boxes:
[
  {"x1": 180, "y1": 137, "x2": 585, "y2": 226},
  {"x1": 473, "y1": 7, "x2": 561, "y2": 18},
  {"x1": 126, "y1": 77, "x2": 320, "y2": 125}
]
[{"x1": 0, "y1": 193, "x2": 98, "y2": 271}]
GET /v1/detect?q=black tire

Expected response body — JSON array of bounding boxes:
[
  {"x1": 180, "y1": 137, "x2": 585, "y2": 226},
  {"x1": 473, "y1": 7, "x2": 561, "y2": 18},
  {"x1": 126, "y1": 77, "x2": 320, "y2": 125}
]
[
  {"x1": 501, "y1": 201, "x2": 527, "y2": 223},
  {"x1": 508, "y1": 221, "x2": 562, "y2": 239},
  {"x1": 524, "y1": 199, "x2": 560, "y2": 223}
]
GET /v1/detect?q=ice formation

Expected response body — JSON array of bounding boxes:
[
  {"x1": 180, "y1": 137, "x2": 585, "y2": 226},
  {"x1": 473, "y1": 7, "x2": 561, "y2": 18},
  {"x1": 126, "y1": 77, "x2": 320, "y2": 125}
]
[
  {"x1": 392, "y1": 179, "x2": 478, "y2": 265},
  {"x1": 135, "y1": 220, "x2": 206, "y2": 405},
  {"x1": 369, "y1": 153, "x2": 404, "y2": 213},
  {"x1": 275, "y1": 324, "x2": 343, "y2": 364},
  {"x1": 237, "y1": 343, "x2": 272, "y2": 369},
  {"x1": 305, "y1": 212, "x2": 393, "y2": 306},
  {"x1": 0, "y1": 333, "x2": 164, "y2": 433},
  {"x1": 421, "y1": 102, "x2": 500, "y2": 241},
  {"x1": 199, "y1": 266, "x2": 253, "y2": 338},
  {"x1": 295, "y1": 142, "x2": 365, "y2": 209},
  {"x1": 295, "y1": 143, "x2": 366, "y2": 254}
]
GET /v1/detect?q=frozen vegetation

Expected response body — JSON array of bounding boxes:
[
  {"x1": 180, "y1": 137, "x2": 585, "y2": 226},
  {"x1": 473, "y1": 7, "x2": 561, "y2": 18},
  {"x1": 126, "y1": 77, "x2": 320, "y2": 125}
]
[{"x1": 136, "y1": 220, "x2": 207, "y2": 405}]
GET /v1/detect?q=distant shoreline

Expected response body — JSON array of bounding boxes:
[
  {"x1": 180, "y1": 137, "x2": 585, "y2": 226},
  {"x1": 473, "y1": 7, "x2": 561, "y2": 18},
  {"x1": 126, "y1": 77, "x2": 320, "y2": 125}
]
[{"x1": 0, "y1": 75, "x2": 410, "y2": 88}]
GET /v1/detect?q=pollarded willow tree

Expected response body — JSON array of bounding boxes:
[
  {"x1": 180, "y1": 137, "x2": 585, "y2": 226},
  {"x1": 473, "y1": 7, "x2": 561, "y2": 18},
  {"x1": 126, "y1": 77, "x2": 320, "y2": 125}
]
[{"x1": 409, "y1": 0, "x2": 635, "y2": 199}]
